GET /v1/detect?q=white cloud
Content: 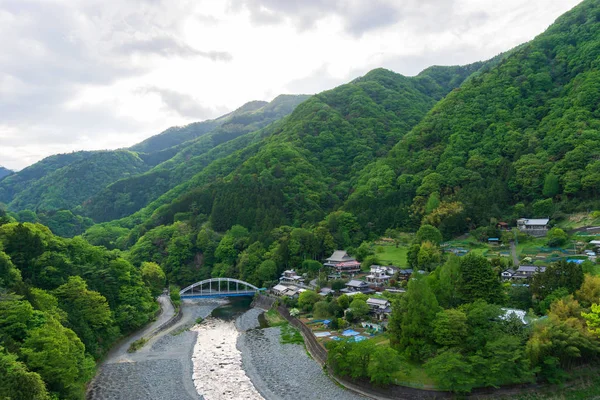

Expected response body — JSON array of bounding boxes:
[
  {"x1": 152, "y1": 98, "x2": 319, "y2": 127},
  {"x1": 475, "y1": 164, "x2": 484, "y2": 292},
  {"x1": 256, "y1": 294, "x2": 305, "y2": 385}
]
[{"x1": 0, "y1": 0, "x2": 584, "y2": 170}]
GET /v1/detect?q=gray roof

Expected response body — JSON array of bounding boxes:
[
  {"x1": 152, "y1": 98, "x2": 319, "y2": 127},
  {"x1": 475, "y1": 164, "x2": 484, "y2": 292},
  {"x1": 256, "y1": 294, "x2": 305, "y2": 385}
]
[
  {"x1": 326, "y1": 250, "x2": 354, "y2": 263},
  {"x1": 346, "y1": 280, "x2": 368, "y2": 287},
  {"x1": 517, "y1": 265, "x2": 546, "y2": 273},
  {"x1": 518, "y1": 218, "x2": 549, "y2": 226},
  {"x1": 367, "y1": 298, "x2": 390, "y2": 306}
]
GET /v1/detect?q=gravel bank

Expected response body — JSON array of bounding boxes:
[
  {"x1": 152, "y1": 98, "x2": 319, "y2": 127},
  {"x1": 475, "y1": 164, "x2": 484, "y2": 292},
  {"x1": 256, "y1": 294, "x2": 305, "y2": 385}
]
[
  {"x1": 237, "y1": 312, "x2": 365, "y2": 400},
  {"x1": 235, "y1": 307, "x2": 265, "y2": 332},
  {"x1": 88, "y1": 299, "x2": 222, "y2": 400}
]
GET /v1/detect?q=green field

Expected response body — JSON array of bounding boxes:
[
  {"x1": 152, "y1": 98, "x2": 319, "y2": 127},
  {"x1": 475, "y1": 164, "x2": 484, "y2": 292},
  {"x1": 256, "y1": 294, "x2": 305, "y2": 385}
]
[{"x1": 376, "y1": 244, "x2": 408, "y2": 266}]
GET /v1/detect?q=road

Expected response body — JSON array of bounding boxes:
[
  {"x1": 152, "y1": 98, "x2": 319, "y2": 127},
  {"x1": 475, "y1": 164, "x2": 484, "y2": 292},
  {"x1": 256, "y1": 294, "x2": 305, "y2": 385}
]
[{"x1": 510, "y1": 241, "x2": 519, "y2": 266}]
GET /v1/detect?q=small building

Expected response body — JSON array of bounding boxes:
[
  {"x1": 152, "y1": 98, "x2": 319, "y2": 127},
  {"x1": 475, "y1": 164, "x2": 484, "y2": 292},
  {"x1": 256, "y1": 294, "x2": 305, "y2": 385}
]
[
  {"x1": 280, "y1": 269, "x2": 304, "y2": 284},
  {"x1": 397, "y1": 269, "x2": 413, "y2": 281},
  {"x1": 334, "y1": 260, "x2": 361, "y2": 274},
  {"x1": 324, "y1": 250, "x2": 361, "y2": 274},
  {"x1": 342, "y1": 280, "x2": 375, "y2": 294},
  {"x1": 590, "y1": 240, "x2": 600, "y2": 248},
  {"x1": 511, "y1": 265, "x2": 546, "y2": 279},
  {"x1": 366, "y1": 266, "x2": 392, "y2": 287},
  {"x1": 319, "y1": 287, "x2": 335, "y2": 297},
  {"x1": 488, "y1": 237, "x2": 500, "y2": 246},
  {"x1": 497, "y1": 222, "x2": 510, "y2": 231},
  {"x1": 272, "y1": 284, "x2": 289, "y2": 296},
  {"x1": 366, "y1": 298, "x2": 392, "y2": 320},
  {"x1": 516, "y1": 218, "x2": 550, "y2": 237},
  {"x1": 501, "y1": 269, "x2": 516, "y2": 280}
]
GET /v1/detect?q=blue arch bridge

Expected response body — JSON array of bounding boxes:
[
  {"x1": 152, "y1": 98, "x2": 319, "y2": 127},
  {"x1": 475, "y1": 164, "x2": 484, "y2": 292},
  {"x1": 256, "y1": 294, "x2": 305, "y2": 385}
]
[{"x1": 179, "y1": 277, "x2": 266, "y2": 299}]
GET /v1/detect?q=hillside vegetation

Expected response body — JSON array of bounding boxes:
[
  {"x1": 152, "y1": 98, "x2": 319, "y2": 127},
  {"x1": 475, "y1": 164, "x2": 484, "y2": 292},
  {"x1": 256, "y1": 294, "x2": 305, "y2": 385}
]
[
  {"x1": 346, "y1": 0, "x2": 600, "y2": 237},
  {"x1": 80, "y1": 95, "x2": 309, "y2": 222}
]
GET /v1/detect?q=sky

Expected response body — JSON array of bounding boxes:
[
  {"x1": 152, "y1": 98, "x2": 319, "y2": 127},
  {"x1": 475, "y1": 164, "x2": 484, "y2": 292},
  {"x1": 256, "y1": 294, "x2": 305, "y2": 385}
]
[{"x1": 0, "y1": 0, "x2": 583, "y2": 170}]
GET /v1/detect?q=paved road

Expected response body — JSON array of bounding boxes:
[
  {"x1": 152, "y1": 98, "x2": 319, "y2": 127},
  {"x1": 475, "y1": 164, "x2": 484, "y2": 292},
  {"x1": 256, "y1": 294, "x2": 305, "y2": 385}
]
[
  {"x1": 510, "y1": 241, "x2": 519, "y2": 266},
  {"x1": 99, "y1": 294, "x2": 175, "y2": 365}
]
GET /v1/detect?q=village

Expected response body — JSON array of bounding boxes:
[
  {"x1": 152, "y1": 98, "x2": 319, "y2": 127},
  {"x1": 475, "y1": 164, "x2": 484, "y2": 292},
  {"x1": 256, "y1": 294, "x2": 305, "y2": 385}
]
[{"x1": 268, "y1": 216, "x2": 600, "y2": 348}]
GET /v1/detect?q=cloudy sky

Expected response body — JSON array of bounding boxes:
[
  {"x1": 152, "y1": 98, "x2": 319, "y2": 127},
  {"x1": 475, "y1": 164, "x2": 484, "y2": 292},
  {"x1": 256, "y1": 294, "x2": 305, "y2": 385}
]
[{"x1": 0, "y1": 0, "x2": 583, "y2": 170}]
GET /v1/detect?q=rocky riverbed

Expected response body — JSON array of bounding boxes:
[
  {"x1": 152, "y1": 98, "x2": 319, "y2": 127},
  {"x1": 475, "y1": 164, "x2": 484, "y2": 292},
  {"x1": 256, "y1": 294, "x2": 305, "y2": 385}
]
[{"x1": 236, "y1": 310, "x2": 365, "y2": 400}]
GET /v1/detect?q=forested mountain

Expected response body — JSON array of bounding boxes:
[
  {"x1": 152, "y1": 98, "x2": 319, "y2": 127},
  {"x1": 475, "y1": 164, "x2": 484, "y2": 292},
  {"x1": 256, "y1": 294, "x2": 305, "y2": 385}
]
[
  {"x1": 80, "y1": 94, "x2": 310, "y2": 222},
  {"x1": 0, "y1": 152, "x2": 96, "y2": 205},
  {"x1": 345, "y1": 0, "x2": 600, "y2": 237},
  {"x1": 129, "y1": 100, "x2": 268, "y2": 154},
  {"x1": 0, "y1": 167, "x2": 12, "y2": 181},
  {"x1": 4, "y1": 151, "x2": 148, "y2": 212},
  {"x1": 87, "y1": 64, "x2": 485, "y2": 247},
  {"x1": 0, "y1": 215, "x2": 158, "y2": 399},
  {"x1": 0, "y1": 95, "x2": 307, "y2": 230}
]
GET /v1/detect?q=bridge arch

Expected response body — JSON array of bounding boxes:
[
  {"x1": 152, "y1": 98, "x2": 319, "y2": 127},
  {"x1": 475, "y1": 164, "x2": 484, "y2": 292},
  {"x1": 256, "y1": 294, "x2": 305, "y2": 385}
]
[{"x1": 179, "y1": 277, "x2": 261, "y2": 298}]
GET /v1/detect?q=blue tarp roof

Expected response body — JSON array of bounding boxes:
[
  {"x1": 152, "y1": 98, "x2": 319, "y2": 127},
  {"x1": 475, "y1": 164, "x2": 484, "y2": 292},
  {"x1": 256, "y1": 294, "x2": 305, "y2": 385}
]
[{"x1": 342, "y1": 329, "x2": 360, "y2": 336}]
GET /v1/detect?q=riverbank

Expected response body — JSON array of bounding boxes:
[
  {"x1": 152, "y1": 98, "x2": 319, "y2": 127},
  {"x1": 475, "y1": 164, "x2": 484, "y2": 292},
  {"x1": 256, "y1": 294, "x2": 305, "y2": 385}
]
[
  {"x1": 236, "y1": 309, "x2": 366, "y2": 400},
  {"x1": 87, "y1": 298, "x2": 223, "y2": 400}
]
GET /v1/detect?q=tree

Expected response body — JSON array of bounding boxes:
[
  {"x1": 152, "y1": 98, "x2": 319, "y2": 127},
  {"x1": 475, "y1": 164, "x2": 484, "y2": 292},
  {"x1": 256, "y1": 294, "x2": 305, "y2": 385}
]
[
  {"x1": 337, "y1": 294, "x2": 350, "y2": 309},
  {"x1": 542, "y1": 174, "x2": 560, "y2": 198},
  {"x1": 349, "y1": 299, "x2": 370, "y2": 320},
  {"x1": 457, "y1": 254, "x2": 504, "y2": 305},
  {"x1": 417, "y1": 241, "x2": 441, "y2": 271},
  {"x1": 140, "y1": 262, "x2": 166, "y2": 297},
  {"x1": 313, "y1": 301, "x2": 330, "y2": 318},
  {"x1": 21, "y1": 318, "x2": 95, "y2": 399},
  {"x1": 53, "y1": 276, "x2": 116, "y2": 358},
  {"x1": 575, "y1": 274, "x2": 600, "y2": 308},
  {"x1": 432, "y1": 309, "x2": 468, "y2": 347},
  {"x1": 582, "y1": 304, "x2": 600, "y2": 337},
  {"x1": 0, "y1": 347, "x2": 49, "y2": 400},
  {"x1": 395, "y1": 273, "x2": 440, "y2": 361},
  {"x1": 367, "y1": 346, "x2": 404, "y2": 385},
  {"x1": 255, "y1": 260, "x2": 277, "y2": 286},
  {"x1": 406, "y1": 244, "x2": 420, "y2": 268},
  {"x1": 531, "y1": 260, "x2": 584, "y2": 299},
  {"x1": 298, "y1": 290, "x2": 320, "y2": 312},
  {"x1": 546, "y1": 227, "x2": 568, "y2": 247},
  {"x1": 416, "y1": 224, "x2": 443, "y2": 245},
  {"x1": 425, "y1": 350, "x2": 475, "y2": 392}
]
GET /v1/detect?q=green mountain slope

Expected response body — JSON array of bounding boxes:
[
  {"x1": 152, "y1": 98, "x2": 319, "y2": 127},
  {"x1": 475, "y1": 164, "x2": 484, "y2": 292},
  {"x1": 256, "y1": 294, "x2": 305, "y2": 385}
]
[
  {"x1": 345, "y1": 0, "x2": 600, "y2": 237},
  {"x1": 128, "y1": 100, "x2": 268, "y2": 154},
  {"x1": 93, "y1": 63, "x2": 485, "y2": 248},
  {"x1": 0, "y1": 166, "x2": 13, "y2": 181},
  {"x1": 81, "y1": 95, "x2": 310, "y2": 222},
  {"x1": 8, "y1": 151, "x2": 149, "y2": 212},
  {"x1": 0, "y1": 152, "x2": 96, "y2": 205}
]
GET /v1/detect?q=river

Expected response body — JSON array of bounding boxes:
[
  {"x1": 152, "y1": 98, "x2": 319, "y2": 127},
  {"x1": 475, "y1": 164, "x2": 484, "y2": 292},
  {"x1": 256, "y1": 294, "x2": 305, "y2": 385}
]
[{"x1": 88, "y1": 297, "x2": 365, "y2": 400}]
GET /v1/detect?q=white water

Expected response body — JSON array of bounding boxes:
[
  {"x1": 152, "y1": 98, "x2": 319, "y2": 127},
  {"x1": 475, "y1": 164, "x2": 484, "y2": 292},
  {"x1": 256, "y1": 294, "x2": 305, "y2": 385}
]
[{"x1": 191, "y1": 318, "x2": 264, "y2": 400}]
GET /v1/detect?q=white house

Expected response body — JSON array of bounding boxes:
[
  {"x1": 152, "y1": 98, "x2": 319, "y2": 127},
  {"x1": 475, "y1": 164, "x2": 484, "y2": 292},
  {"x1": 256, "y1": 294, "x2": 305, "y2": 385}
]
[
  {"x1": 280, "y1": 269, "x2": 304, "y2": 284},
  {"x1": 366, "y1": 298, "x2": 392, "y2": 320},
  {"x1": 517, "y1": 218, "x2": 550, "y2": 237}
]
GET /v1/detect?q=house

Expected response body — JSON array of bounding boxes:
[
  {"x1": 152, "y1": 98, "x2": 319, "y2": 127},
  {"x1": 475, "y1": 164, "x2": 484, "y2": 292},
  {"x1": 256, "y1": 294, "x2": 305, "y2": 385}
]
[
  {"x1": 319, "y1": 287, "x2": 335, "y2": 297},
  {"x1": 271, "y1": 284, "x2": 289, "y2": 296},
  {"x1": 511, "y1": 265, "x2": 546, "y2": 279},
  {"x1": 517, "y1": 218, "x2": 550, "y2": 237},
  {"x1": 279, "y1": 269, "x2": 304, "y2": 284},
  {"x1": 501, "y1": 269, "x2": 516, "y2": 280},
  {"x1": 366, "y1": 298, "x2": 392, "y2": 320},
  {"x1": 488, "y1": 237, "x2": 500, "y2": 246},
  {"x1": 341, "y1": 280, "x2": 375, "y2": 294},
  {"x1": 590, "y1": 240, "x2": 600, "y2": 248},
  {"x1": 365, "y1": 266, "x2": 392, "y2": 287},
  {"x1": 271, "y1": 284, "x2": 305, "y2": 298},
  {"x1": 497, "y1": 222, "x2": 510, "y2": 231},
  {"x1": 397, "y1": 269, "x2": 413, "y2": 281},
  {"x1": 324, "y1": 250, "x2": 361, "y2": 273}
]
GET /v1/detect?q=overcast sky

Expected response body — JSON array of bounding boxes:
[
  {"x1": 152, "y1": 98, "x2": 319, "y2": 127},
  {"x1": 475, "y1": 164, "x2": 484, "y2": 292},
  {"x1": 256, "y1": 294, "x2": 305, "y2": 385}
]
[{"x1": 0, "y1": 0, "x2": 583, "y2": 170}]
